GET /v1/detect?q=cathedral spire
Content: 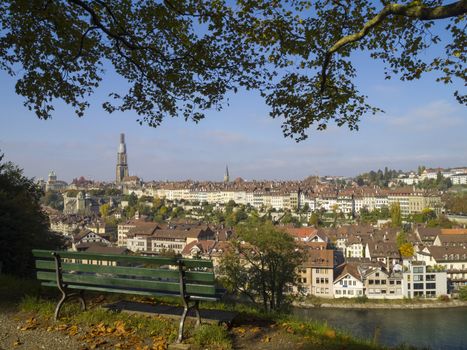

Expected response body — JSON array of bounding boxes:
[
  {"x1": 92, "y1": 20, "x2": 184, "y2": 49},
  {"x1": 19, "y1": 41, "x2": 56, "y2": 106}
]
[
  {"x1": 224, "y1": 165, "x2": 230, "y2": 183},
  {"x1": 116, "y1": 133, "x2": 129, "y2": 184}
]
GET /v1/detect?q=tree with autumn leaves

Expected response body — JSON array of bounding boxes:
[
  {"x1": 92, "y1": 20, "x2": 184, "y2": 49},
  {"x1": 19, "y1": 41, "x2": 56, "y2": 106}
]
[
  {"x1": 219, "y1": 220, "x2": 304, "y2": 311},
  {"x1": 396, "y1": 231, "x2": 415, "y2": 258}
]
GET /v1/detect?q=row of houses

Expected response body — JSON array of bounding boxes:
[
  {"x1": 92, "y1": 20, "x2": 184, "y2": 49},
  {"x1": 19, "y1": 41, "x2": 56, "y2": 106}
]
[
  {"x1": 128, "y1": 185, "x2": 442, "y2": 216},
  {"x1": 67, "y1": 215, "x2": 466, "y2": 299}
]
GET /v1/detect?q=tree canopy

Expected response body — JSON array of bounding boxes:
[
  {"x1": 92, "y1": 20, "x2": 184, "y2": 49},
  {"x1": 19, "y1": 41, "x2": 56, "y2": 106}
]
[
  {"x1": 219, "y1": 220, "x2": 304, "y2": 311},
  {"x1": 0, "y1": 1, "x2": 465, "y2": 140},
  {"x1": 0, "y1": 154, "x2": 65, "y2": 276}
]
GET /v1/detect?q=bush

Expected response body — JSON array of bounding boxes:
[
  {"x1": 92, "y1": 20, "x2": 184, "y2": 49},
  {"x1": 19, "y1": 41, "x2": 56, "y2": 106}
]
[
  {"x1": 355, "y1": 295, "x2": 368, "y2": 304},
  {"x1": 458, "y1": 286, "x2": 467, "y2": 301},
  {"x1": 438, "y1": 294, "x2": 450, "y2": 302}
]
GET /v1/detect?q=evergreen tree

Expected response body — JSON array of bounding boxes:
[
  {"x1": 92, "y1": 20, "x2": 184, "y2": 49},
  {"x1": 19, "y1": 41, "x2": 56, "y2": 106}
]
[{"x1": 0, "y1": 154, "x2": 64, "y2": 276}]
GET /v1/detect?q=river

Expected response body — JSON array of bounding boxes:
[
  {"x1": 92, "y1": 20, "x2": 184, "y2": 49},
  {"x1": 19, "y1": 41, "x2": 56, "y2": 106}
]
[{"x1": 293, "y1": 307, "x2": 467, "y2": 350}]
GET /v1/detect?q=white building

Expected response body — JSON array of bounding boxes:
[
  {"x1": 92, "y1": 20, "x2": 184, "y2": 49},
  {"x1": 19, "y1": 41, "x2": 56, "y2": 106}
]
[
  {"x1": 402, "y1": 261, "x2": 447, "y2": 298},
  {"x1": 451, "y1": 173, "x2": 467, "y2": 185},
  {"x1": 333, "y1": 263, "x2": 365, "y2": 298}
]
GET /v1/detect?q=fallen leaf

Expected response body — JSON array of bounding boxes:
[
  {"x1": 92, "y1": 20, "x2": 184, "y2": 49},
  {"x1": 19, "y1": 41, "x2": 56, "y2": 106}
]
[
  {"x1": 261, "y1": 336, "x2": 271, "y2": 343},
  {"x1": 68, "y1": 325, "x2": 79, "y2": 336}
]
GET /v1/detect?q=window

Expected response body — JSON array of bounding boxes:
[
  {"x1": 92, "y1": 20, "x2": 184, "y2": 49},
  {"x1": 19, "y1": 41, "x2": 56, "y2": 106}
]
[
  {"x1": 414, "y1": 283, "x2": 424, "y2": 290},
  {"x1": 413, "y1": 267, "x2": 424, "y2": 273},
  {"x1": 325, "y1": 278, "x2": 329, "y2": 284},
  {"x1": 381, "y1": 280, "x2": 387, "y2": 285},
  {"x1": 316, "y1": 278, "x2": 320, "y2": 284},
  {"x1": 426, "y1": 291, "x2": 436, "y2": 297},
  {"x1": 396, "y1": 281, "x2": 401, "y2": 285},
  {"x1": 375, "y1": 280, "x2": 381, "y2": 285},
  {"x1": 348, "y1": 290, "x2": 354, "y2": 295},
  {"x1": 369, "y1": 280, "x2": 374, "y2": 285},
  {"x1": 426, "y1": 283, "x2": 436, "y2": 290},
  {"x1": 414, "y1": 291, "x2": 424, "y2": 297},
  {"x1": 414, "y1": 275, "x2": 424, "y2": 281},
  {"x1": 375, "y1": 273, "x2": 380, "y2": 277},
  {"x1": 426, "y1": 274, "x2": 436, "y2": 281},
  {"x1": 389, "y1": 280, "x2": 394, "y2": 285},
  {"x1": 407, "y1": 283, "x2": 411, "y2": 290},
  {"x1": 336, "y1": 290, "x2": 341, "y2": 295}
]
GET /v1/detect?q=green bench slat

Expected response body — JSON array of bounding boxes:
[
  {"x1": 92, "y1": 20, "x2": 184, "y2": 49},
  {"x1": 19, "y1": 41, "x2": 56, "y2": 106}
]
[
  {"x1": 32, "y1": 249, "x2": 213, "y2": 268},
  {"x1": 35, "y1": 260, "x2": 215, "y2": 283},
  {"x1": 40, "y1": 282, "x2": 220, "y2": 301},
  {"x1": 36, "y1": 271, "x2": 216, "y2": 296}
]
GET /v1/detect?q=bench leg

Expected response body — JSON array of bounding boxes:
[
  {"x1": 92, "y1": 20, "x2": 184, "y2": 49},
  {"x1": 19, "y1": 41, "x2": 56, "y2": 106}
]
[
  {"x1": 54, "y1": 293, "x2": 67, "y2": 321},
  {"x1": 193, "y1": 301, "x2": 201, "y2": 327},
  {"x1": 176, "y1": 301, "x2": 202, "y2": 343},
  {"x1": 54, "y1": 291, "x2": 86, "y2": 321},
  {"x1": 177, "y1": 305, "x2": 189, "y2": 343},
  {"x1": 78, "y1": 290, "x2": 86, "y2": 311}
]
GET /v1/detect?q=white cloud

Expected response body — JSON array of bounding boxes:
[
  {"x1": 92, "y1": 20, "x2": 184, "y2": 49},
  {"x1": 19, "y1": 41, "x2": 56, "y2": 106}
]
[{"x1": 386, "y1": 100, "x2": 463, "y2": 130}]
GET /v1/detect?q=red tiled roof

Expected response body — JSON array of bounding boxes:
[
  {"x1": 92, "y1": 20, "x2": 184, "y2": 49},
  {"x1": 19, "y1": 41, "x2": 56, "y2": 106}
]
[{"x1": 284, "y1": 227, "x2": 318, "y2": 239}]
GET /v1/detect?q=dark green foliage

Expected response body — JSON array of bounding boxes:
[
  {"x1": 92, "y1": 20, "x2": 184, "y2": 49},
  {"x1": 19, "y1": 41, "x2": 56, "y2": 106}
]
[
  {"x1": 459, "y1": 286, "x2": 467, "y2": 301},
  {"x1": 443, "y1": 192, "x2": 467, "y2": 215},
  {"x1": 41, "y1": 190, "x2": 64, "y2": 210},
  {"x1": 410, "y1": 208, "x2": 437, "y2": 223},
  {"x1": 281, "y1": 211, "x2": 300, "y2": 226},
  {"x1": 355, "y1": 168, "x2": 402, "y2": 187},
  {"x1": 0, "y1": 1, "x2": 464, "y2": 140},
  {"x1": 0, "y1": 155, "x2": 65, "y2": 276},
  {"x1": 308, "y1": 212, "x2": 322, "y2": 227},
  {"x1": 418, "y1": 173, "x2": 452, "y2": 191},
  {"x1": 427, "y1": 215, "x2": 454, "y2": 228},
  {"x1": 390, "y1": 202, "x2": 402, "y2": 227},
  {"x1": 359, "y1": 206, "x2": 390, "y2": 224}
]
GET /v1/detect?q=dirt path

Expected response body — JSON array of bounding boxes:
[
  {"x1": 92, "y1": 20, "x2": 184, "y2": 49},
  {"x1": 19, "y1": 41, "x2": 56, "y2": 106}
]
[{"x1": 0, "y1": 310, "x2": 81, "y2": 350}]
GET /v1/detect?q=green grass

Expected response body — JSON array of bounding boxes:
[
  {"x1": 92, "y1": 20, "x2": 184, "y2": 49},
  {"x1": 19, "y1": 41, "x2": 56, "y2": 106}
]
[{"x1": 192, "y1": 324, "x2": 232, "y2": 350}]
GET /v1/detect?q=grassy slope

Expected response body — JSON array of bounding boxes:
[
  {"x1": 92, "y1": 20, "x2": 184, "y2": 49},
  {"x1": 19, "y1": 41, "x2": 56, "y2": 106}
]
[{"x1": 0, "y1": 275, "x2": 419, "y2": 350}]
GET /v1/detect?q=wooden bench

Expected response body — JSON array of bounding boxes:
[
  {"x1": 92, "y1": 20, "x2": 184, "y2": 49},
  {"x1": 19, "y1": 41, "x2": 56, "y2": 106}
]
[{"x1": 32, "y1": 249, "x2": 223, "y2": 342}]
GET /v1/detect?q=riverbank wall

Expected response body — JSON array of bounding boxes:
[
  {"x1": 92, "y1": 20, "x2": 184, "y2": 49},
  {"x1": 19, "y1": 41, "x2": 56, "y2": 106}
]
[{"x1": 294, "y1": 300, "x2": 467, "y2": 309}]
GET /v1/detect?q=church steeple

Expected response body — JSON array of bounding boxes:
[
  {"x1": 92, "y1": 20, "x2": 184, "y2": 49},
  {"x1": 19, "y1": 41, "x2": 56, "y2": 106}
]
[
  {"x1": 116, "y1": 133, "x2": 129, "y2": 184},
  {"x1": 224, "y1": 165, "x2": 230, "y2": 183}
]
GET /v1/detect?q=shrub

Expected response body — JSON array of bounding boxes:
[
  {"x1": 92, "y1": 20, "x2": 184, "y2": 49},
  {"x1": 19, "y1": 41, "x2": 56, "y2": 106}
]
[
  {"x1": 438, "y1": 294, "x2": 450, "y2": 302},
  {"x1": 355, "y1": 295, "x2": 368, "y2": 304},
  {"x1": 458, "y1": 286, "x2": 467, "y2": 301}
]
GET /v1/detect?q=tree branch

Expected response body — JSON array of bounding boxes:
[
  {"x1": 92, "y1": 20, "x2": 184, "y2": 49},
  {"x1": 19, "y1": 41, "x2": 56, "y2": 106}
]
[{"x1": 320, "y1": 0, "x2": 467, "y2": 93}]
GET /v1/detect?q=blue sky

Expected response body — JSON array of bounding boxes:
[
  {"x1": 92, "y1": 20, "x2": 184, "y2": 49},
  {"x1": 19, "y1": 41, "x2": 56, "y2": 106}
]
[{"x1": 1, "y1": 25, "x2": 466, "y2": 182}]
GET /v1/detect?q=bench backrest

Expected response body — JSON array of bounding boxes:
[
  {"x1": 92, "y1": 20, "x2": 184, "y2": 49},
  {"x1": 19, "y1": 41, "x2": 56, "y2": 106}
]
[{"x1": 32, "y1": 249, "x2": 216, "y2": 298}]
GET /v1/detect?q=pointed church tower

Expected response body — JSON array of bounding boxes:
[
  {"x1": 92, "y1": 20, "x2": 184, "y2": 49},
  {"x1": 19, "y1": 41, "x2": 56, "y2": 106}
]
[
  {"x1": 224, "y1": 165, "x2": 230, "y2": 183},
  {"x1": 116, "y1": 133, "x2": 129, "y2": 184}
]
